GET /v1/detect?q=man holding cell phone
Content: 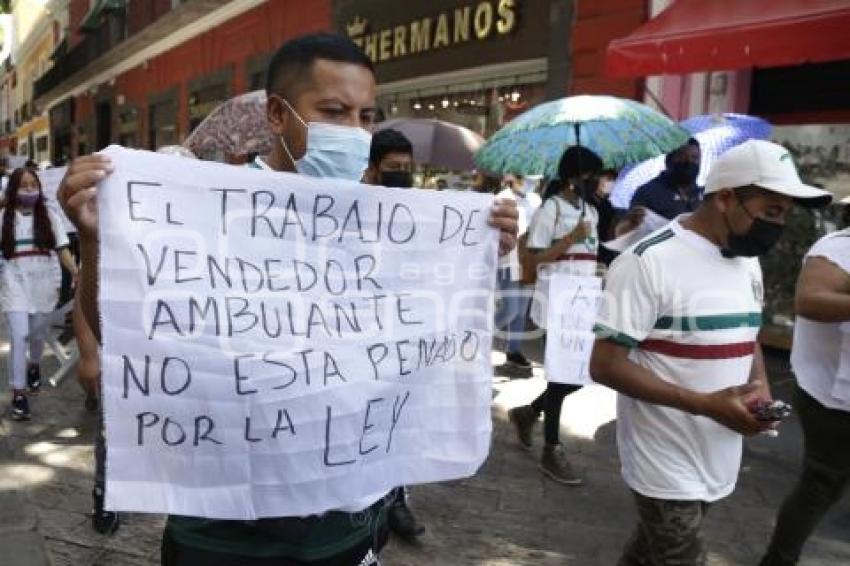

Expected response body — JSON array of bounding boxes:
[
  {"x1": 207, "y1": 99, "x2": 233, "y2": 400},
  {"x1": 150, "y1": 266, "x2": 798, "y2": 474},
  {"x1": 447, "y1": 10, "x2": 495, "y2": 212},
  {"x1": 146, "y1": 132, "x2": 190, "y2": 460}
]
[{"x1": 590, "y1": 140, "x2": 832, "y2": 566}]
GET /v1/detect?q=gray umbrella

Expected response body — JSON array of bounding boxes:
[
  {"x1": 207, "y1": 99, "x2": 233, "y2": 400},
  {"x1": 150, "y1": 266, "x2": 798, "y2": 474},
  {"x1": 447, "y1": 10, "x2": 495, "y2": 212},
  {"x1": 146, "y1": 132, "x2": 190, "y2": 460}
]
[{"x1": 375, "y1": 118, "x2": 484, "y2": 171}]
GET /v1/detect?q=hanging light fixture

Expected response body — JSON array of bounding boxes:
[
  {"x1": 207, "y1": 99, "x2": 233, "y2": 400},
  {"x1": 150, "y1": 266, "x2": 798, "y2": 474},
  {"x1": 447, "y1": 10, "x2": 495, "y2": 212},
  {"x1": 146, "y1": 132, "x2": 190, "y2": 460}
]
[
  {"x1": 413, "y1": 100, "x2": 422, "y2": 110},
  {"x1": 441, "y1": 96, "x2": 450, "y2": 109},
  {"x1": 510, "y1": 76, "x2": 521, "y2": 102}
]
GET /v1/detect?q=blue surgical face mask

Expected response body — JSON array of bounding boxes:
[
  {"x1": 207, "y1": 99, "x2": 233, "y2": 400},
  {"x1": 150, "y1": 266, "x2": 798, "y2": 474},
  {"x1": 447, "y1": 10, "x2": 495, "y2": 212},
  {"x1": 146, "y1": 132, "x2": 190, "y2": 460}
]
[{"x1": 278, "y1": 98, "x2": 371, "y2": 181}]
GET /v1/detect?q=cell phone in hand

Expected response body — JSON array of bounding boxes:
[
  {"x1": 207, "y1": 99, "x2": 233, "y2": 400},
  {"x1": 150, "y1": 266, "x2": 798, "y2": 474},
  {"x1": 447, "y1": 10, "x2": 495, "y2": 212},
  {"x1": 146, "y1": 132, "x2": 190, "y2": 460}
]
[{"x1": 748, "y1": 399, "x2": 792, "y2": 422}]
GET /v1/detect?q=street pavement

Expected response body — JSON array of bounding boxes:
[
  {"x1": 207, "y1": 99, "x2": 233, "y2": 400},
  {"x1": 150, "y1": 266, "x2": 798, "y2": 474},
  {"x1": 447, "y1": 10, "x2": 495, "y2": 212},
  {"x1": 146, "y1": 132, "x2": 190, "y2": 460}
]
[{"x1": 1, "y1": 332, "x2": 849, "y2": 565}]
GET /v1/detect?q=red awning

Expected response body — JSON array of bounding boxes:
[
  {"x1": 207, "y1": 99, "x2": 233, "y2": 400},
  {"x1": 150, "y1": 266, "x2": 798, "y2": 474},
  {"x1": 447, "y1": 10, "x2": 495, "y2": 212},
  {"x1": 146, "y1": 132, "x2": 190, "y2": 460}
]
[{"x1": 606, "y1": 0, "x2": 850, "y2": 77}]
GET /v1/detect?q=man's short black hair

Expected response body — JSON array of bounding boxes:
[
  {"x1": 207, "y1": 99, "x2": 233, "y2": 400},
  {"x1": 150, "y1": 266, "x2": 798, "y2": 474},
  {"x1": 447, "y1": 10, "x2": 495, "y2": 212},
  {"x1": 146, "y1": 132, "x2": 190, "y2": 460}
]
[
  {"x1": 369, "y1": 128, "x2": 413, "y2": 166},
  {"x1": 265, "y1": 33, "x2": 375, "y2": 101}
]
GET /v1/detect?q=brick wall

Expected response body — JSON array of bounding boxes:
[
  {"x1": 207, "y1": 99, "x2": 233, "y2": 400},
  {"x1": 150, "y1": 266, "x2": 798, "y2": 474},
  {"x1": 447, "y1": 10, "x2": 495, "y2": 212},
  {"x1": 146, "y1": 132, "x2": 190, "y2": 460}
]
[{"x1": 569, "y1": 0, "x2": 646, "y2": 99}]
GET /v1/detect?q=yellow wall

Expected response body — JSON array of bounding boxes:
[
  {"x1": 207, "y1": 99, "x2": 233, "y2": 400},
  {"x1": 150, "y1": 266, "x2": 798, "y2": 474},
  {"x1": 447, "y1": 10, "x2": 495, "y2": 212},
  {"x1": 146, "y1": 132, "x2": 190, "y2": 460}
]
[
  {"x1": 16, "y1": 114, "x2": 46, "y2": 138},
  {"x1": 20, "y1": 32, "x2": 53, "y2": 93},
  {"x1": 14, "y1": 0, "x2": 55, "y2": 155},
  {"x1": 13, "y1": 0, "x2": 48, "y2": 49}
]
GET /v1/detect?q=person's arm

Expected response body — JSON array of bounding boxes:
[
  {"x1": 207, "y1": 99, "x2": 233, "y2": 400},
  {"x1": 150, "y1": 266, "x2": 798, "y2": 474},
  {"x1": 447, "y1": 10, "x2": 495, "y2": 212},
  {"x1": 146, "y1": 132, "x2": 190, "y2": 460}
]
[
  {"x1": 58, "y1": 247, "x2": 78, "y2": 284},
  {"x1": 629, "y1": 184, "x2": 650, "y2": 210},
  {"x1": 613, "y1": 206, "x2": 647, "y2": 237},
  {"x1": 532, "y1": 223, "x2": 587, "y2": 264},
  {"x1": 77, "y1": 237, "x2": 99, "y2": 341},
  {"x1": 57, "y1": 154, "x2": 113, "y2": 342},
  {"x1": 590, "y1": 340, "x2": 769, "y2": 435},
  {"x1": 488, "y1": 198, "x2": 519, "y2": 257},
  {"x1": 46, "y1": 208, "x2": 80, "y2": 287},
  {"x1": 590, "y1": 251, "x2": 772, "y2": 436},
  {"x1": 748, "y1": 342, "x2": 772, "y2": 401},
  {"x1": 526, "y1": 199, "x2": 587, "y2": 263},
  {"x1": 73, "y1": 286, "x2": 100, "y2": 398},
  {"x1": 795, "y1": 255, "x2": 850, "y2": 323}
]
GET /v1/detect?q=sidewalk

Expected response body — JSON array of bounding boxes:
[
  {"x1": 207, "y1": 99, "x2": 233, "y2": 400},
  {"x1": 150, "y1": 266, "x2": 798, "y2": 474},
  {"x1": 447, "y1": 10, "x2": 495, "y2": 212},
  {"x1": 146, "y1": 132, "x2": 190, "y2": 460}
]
[{"x1": 1, "y1": 339, "x2": 849, "y2": 565}]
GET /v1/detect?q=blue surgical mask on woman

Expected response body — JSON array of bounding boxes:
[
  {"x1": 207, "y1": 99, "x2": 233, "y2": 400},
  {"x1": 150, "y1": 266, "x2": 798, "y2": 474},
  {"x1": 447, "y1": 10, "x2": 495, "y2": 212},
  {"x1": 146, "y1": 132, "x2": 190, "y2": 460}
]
[{"x1": 278, "y1": 98, "x2": 372, "y2": 181}]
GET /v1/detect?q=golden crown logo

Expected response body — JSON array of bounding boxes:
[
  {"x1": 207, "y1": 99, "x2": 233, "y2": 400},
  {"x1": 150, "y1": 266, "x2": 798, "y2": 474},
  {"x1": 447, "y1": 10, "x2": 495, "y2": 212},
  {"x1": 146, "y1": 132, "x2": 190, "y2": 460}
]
[{"x1": 346, "y1": 16, "x2": 369, "y2": 37}]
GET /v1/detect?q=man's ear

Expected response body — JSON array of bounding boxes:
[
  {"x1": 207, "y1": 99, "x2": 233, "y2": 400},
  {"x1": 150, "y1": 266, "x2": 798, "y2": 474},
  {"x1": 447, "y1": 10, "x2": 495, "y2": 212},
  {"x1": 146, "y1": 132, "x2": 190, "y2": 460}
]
[
  {"x1": 267, "y1": 95, "x2": 288, "y2": 136},
  {"x1": 364, "y1": 164, "x2": 378, "y2": 184},
  {"x1": 713, "y1": 189, "x2": 735, "y2": 213}
]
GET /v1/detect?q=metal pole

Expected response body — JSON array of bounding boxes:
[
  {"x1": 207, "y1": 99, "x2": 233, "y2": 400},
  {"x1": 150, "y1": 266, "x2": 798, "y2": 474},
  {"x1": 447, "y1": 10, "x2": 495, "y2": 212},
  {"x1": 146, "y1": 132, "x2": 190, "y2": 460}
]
[{"x1": 574, "y1": 122, "x2": 586, "y2": 215}]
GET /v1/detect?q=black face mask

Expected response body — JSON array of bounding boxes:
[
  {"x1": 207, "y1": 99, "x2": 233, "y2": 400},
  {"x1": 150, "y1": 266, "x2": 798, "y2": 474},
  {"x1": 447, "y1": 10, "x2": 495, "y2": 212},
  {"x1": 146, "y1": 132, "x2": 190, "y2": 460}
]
[
  {"x1": 669, "y1": 161, "x2": 699, "y2": 186},
  {"x1": 379, "y1": 170, "x2": 413, "y2": 188},
  {"x1": 721, "y1": 198, "x2": 784, "y2": 258}
]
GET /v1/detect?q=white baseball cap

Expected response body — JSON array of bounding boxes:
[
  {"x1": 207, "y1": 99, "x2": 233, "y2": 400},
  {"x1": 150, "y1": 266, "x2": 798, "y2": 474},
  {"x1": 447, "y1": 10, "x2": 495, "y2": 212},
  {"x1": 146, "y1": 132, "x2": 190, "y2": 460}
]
[{"x1": 704, "y1": 140, "x2": 832, "y2": 208}]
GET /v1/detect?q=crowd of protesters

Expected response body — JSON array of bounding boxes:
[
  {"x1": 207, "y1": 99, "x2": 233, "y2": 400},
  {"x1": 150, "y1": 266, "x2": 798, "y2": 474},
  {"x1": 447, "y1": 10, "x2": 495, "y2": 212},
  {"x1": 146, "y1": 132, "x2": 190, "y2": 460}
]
[{"x1": 0, "y1": 31, "x2": 843, "y2": 566}]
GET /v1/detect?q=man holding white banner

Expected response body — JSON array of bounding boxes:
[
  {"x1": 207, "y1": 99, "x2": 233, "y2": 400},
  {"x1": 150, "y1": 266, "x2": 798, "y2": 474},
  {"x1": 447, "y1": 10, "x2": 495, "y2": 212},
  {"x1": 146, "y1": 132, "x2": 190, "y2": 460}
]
[
  {"x1": 590, "y1": 140, "x2": 832, "y2": 565},
  {"x1": 59, "y1": 33, "x2": 517, "y2": 566}
]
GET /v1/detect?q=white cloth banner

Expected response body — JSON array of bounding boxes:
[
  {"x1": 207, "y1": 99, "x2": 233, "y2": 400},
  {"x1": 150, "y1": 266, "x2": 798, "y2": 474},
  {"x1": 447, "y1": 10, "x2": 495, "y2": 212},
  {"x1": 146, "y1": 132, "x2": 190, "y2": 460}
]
[
  {"x1": 543, "y1": 274, "x2": 603, "y2": 385},
  {"x1": 98, "y1": 146, "x2": 498, "y2": 519}
]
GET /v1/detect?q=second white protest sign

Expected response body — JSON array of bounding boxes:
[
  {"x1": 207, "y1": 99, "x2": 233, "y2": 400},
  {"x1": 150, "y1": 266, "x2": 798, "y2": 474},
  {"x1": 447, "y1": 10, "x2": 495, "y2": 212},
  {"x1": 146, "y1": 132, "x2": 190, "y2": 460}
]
[{"x1": 544, "y1": 273, "x2": 603, "y2": 385}]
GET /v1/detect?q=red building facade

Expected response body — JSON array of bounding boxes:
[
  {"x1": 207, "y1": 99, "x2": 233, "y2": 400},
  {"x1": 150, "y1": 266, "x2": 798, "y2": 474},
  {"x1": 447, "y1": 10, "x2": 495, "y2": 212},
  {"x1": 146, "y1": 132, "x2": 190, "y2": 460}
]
[
  {"x1": 40, "y1": 0, "x2": 649, "y2": 160},
  {"x1": 569, "y1": 0, "x2": 646, "y2": 98},
  {"x1": 44, "y1": 0, "x2": 331, "y2": 159}
]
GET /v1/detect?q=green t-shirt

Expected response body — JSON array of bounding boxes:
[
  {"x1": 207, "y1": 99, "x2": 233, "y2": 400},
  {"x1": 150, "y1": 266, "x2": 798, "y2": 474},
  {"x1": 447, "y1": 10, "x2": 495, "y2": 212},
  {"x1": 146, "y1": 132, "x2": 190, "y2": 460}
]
[{"x1": 166, "y1": 499, "x2": 388, "y2": 560}]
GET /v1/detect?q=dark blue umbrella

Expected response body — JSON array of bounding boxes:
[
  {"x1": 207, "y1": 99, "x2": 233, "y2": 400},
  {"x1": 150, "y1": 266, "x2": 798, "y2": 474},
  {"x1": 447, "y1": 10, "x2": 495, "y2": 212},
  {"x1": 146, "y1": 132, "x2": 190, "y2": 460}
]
[{"x1": 610, "y1": 113, "x2": 773, "y2": 209}]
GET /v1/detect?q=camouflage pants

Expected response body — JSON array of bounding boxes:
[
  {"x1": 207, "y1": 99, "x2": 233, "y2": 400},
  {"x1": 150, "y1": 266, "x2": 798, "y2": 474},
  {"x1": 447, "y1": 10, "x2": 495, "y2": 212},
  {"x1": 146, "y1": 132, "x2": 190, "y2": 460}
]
[{"x1": 619, "y1": 491, "x2": 710, "y2": 566}]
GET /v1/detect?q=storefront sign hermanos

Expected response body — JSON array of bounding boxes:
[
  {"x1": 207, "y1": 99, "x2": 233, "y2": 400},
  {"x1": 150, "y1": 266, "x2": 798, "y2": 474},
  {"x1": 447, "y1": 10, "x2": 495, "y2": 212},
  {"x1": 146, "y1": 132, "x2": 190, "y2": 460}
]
[{"x1": 346, "y1": 0, "x2": 519, "y2": 64}]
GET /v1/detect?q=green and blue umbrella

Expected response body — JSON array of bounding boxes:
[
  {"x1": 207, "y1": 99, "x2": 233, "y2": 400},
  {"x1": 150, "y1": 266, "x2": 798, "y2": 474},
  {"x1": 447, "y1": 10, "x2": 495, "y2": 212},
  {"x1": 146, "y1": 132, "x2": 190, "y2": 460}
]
[{"x1": 474, "y1": 95, "x2": 690, "y2": 176}]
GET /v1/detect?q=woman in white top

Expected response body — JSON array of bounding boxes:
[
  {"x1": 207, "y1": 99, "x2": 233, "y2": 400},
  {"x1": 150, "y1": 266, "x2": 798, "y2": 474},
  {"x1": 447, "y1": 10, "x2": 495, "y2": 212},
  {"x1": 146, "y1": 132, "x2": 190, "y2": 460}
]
[
  {"x1": 508, "y1": 145, "x2": 603, "y2": 485},
  {"x1": 2, "y1": 167, "x2": 77, "y2": 420}
]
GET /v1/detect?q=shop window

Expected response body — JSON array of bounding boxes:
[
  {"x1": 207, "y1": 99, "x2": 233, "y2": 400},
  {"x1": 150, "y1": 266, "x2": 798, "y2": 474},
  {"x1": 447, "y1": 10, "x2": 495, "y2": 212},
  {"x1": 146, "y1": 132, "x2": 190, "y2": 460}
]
[
  {"x1": 119, "y1": 132, "x2": 138, "y2": 147},
  {"x1": 249, "y1": 70, "x2": 265, "y2": 92},
  {"x1": 118, "y1": 107, "x2": 139, "y2": 148},
  {"x1": 149, "y1": 98, "x2": 177, "y2": 149},
  {"x1": 751, "y1": 60, "x2": 850, "y2": 117},
  {"x1": 188, "y1": 82, "x2": 229, "y2": 133},
  {"x1": 36, "y1": 136, "x2": 48, "y2": 152}
]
